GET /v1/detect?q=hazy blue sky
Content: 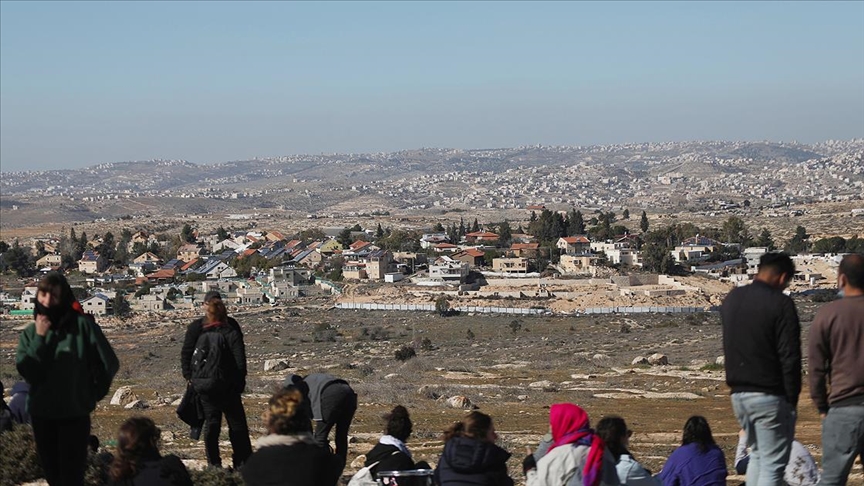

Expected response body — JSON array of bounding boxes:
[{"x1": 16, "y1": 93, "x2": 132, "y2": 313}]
[{"x1": 2, "y1": 1, "x2": 863, "y2": 171}]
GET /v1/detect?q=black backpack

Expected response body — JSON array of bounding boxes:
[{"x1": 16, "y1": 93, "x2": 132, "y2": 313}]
[{"x1": 190, "y1": 329, "x2": 230, "y2": 395}]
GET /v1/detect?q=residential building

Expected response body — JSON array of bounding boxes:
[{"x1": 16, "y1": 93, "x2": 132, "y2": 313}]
[
  {"x1": 559, "y1": 254, "x2": 602, "y2": 274},
  {"x1": 133, "y1": 252, "x2": 163, "y2": 265},
  {"x1": 509, "y1": 243, "x2": 540, "y2": 258},
  {"x1": 343, "y1": 262, "x2": 368, "y2": 280},
  {"x1": 317, "y1": 239, "x2": 343, "y2": 255},
  {"x1": 492, "y1": 257, "x2": 529, "y2": 274},
  {"x1": 671, "y1": 235, "x2": 718, "y2": 263},
  {"x1": 429, "y1": 258, "x2": 470, "y2": 282},
  {"x1": 743, "y1": 247, "x2": 769, "y2": 274},
  {"x1": 365, "y1": 250, "x2": 393, "y2": 280},
  {"x1": 78, "y1": 251, "x2": 107, "y2": 274},
  {"x1": 557, "y1": 236, "x2": 591, "y2": 255},
  {"x1": 451, "y1": 249, "x2": 486, "y2": 268},
  {"x1": 420, "y1": 233, "x2": 450, "y2": 249},
  {"x1": 236, "y1": 286, "x2": 263, "y2": 305},
  {"x1": 134, "y1": 294, "x2": 167, "y2": 312},
  {"x1": 81, "y1": 294, "x2": 111, "y2": 316},
  {"x1": 177, "y1": 244, "x2": 203, "y2": 262},
  {"x1": 465, "y1": 231, "x2": 499, "y2": 244},
  {"x1": 20, "y1": 286, "x2": 37, "y2": 311},
  {"x1": 36, "y1": 254, "x2": 62, "y2": 268}
]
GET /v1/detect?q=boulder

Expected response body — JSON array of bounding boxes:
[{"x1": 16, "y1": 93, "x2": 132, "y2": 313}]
[
  {"x1": 264, "y1": 359, "x2": 290, "y2": 372},
  {"x1": 714, "y1": 356, "x2": 725, "y2": 366},
  {"x1": 110, "y1": 386, "x2": 137, "y2": 406},
  {"x1": 632, "y1": 357, "x2": 649, "y2": 365},
  {"x1": 517, "y1": 395, "x2": 529, "y2": 401},
  {"x1": 528, "y1": 380, "x2": 554, "y2": 389},
  {"x1": 446, "y1": 396, "x2": 474, "y2": 409},
  {"x1": 648, "y1": 353, "x2": 669, "y2": 366},
  {"x1": 384, "y1": 373, "x2": 399, "y2": 380}
]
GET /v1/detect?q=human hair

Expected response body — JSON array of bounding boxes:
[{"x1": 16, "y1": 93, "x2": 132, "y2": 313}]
[
  {"x1": 36, "y1": 271, "x2": 76, "y2": 309},
  {"x1": 204, "y1": 297, "x2": 228, "y2": 325},
  {"x1": 839, "y1": 253, "x2": 864, "y2": 290},
  {"x1": 758, "y1": 252, "x2": 795, "y2": 281},
  {"x1": 681, "y1": 416, "x2": 715, "y2": 453},
  {"x1": 266, "y1": 386, "x2": 311, "y2": 435},
  {"x1": 596, "y1": 416, "x2": 628, "y2": 460},
  {"x1": 384, "y1": 405, "x2": 413, "y2": 442},
  {"x1": 109, "y1": 417, "x2": 161, "y2": 481},
  {"x1": 443, "y1": 411, "x2": 493, "y2": 442}
]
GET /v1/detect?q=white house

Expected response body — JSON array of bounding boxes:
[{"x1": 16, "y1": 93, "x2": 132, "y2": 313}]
[{"x1": 81, "y1": 294, "x2": 112, "y2": 316}]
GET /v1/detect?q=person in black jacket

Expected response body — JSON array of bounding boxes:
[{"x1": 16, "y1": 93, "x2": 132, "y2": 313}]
[
  {"x1": 365, "y1": 405, "x2": 431, "y2": 475},
  {"x1": 435, "y1": 411, "x2": 514, "y2": 486},
  {"x1": 241, "y1": 386, "x2": 341, "y2": 486},
  {"x1": 107, "y1": 416, "x2": 192, "y2": 486},
  {"x1": 180, "y1": 290, "x2": 252, "y2": 469},
  {"x1": 722, "y1": 252, "x2": 801, "y2": 486}
]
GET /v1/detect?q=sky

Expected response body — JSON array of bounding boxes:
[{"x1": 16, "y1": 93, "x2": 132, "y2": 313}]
[{"x1": 1, "y1": 1, "x2": 863, "y2": 172}]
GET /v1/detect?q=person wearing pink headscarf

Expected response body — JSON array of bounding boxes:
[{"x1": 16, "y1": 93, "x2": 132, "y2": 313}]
[{"x1": 526, "y1": 403, "x2": 620, "y2": 486}]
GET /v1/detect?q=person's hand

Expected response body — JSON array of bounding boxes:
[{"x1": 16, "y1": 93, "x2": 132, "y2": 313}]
[
  {"x1": 738, "y1": 429, "x2": 746, "y2": 439},
  {"x1": 522, "y1": 452, "x2": 537, "y2": 474},
  {"x1": 820, "y1": 413, "x2": 827, "y2": 419},
  {"x1": 35, "y1": 314, "x2": 51, "y2": 336}
]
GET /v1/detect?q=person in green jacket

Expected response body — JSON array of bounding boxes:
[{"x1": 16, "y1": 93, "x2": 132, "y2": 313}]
[{"x1": 16, "y1": 272, "x2": 119, "y2": 486}]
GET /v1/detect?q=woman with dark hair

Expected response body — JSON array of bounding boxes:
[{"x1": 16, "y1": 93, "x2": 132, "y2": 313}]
[
  {"x1": 525, "y1": 403, "x2": 618, "y2": 486},
  {"x1": 435, "y1": 411, "x2": 514, "y2": 486},
  {"x1": 241, "y1": 386, "x2": 341, "y2": 486},
  {"x1": 16, "y1": 271, "x2": 119, "y2": 486},
  {"x1": 107, "y1": 417, "x2": 191, "y2": 486},
  {"x1": 596, "y1": 416, "x2": 659, "y2": 486},
  {"x1": 364, "y1": 405, "x2": 431, "y2": 474},
  {"x1": 657, "y1": 416, "x2": 726, "y2": 486},
  {"x1": 180, "y1": 290, "x2": 252, "y2": 470}
]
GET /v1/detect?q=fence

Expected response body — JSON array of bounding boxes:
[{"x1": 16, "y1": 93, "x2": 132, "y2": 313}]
[{"x1": 334, "y1": 302, "x2": 716, "y2": 315}]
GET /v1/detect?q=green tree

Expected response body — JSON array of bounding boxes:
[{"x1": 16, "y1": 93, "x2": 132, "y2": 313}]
[
  {"x1": 721, "y1": 216, "x2": 751, "y2": 245},
  {"x1": 785, "y1": 226, "x2": 809, "y2": 254},
  {"x1": 0, "y1": 241, "x2": 9, "y2": 253},
  {"x1": 812, "y1": 237, "x2": 847, "y2": 254},
  {"x1": 217, "y1": 226, "x2": 230, "y2": 240},
  {"x1": 350, "y1": 223, "x2": 363, "y2": 232},
  {"x1": 495, "y1": 221, "x2": 512, "y2": 247},
  {"x1": 622, "y1": 208, "x2": 630, "y2": 219},
  {"x1": 336, "y1": 228, "x2": 353, "y2": 247},
  {"x1": 375, "y1": 223, "x2": 384, "y2": 239},
  {"x1": 433, "y1": 222, "x2": 445, "y2": 232},
  {"x1": 640, "y1": 211, "x2": 649, "y2": 233},
  {"x1": 113, "y1": 292, "x2": 130, "y2": 316},
  {"x1": 754, "y1": 229, "x2": 776, "y2": 250},
  {"x1": 98, "y1": 232, "x2": 116, "y2": 262},
  {"x1": 3, "y1": 241, "x2": 34, "y2": 277},
  {"x1": 458, "y1": 217, "x2": 466, "y2": 238},
  {"x1": 180, "y1": 224, "x2": 195, "y2": 243},
  {"x1": 567, "y1": 209, "x2": 585, "y2": 236},
  {"x1": 435, "y1": 295, "x2": 450, "y2": 317},
  {"x1": 471, "y1": 218, "x2": 480, "y2": 233}
]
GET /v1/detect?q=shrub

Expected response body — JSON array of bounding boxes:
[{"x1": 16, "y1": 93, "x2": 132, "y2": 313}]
[
  {"x1": 435, "y1": 295, "x2": 450, "y2": 317},
  {"x1": 0, "y1": 425, "x2": 43, "y2": 486},
  {"x1": 189, "y1": 467, "x2": 245, "y2": 486},
  {"x1": 394, "y1": 345, "x2": 417, "y2": 362},
  {"x1": 700, "y1": 363, "x2": 724, "y2": 372},
  {"x1": 508, "y1": 320, "x2": 522, "y2": 334},
  {"x1": 810, "y1": 291, "x2": 837, "y2": 303},
  {"x1": 466, "y1": 329, "x2": 475, "y2": 340},
  {"x1": 313, "y1": 323, "x2": 338, "y2": 343},
  {"x1": 419, "y1": 337, "x2": 433, "y2": 351}
]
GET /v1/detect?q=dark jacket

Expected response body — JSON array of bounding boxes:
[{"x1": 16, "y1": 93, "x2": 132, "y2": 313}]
[
  {"x1": 721, "y1": 280, "x2": 802, "y2": 406},
  {"x1": 107, "y1": 452, "x2": 193, "y2": 486},
  {"x1": 240, "y1": 435, "x2": 340, "y2": 486},
  {"x1": 303, "y1": 373, "x2": 350, "y2": 421},
  {"x1": 435, "y1": 436, "x2": 514, "y2": 486},
  {"x1": 16, "y1": 312, "x2": 119, "y2": 418},
  {"x1": 365, "y1": 443, "x2": 418, "y2": 473},
  {"x1": 180, "y1": 317, "x2": 246, "y2": 394}
]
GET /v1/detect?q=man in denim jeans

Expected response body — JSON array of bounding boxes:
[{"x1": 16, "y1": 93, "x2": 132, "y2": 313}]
[
  {"x1": 722, "y1": 252, "x2": 801, "y2": 486},
  {"x1": 809, "y1": 254, "x2": 864, "y2": 485}
]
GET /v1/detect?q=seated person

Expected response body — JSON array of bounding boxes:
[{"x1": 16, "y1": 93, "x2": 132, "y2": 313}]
[
  {"x1": 365, "y1": 405, "x2": 431, "y2": 473},
  {"x1": 107, "y1": 417, "x2": 192, "y2": 486},
  {"x1": 657, "y1": 416, "x2": 726, "y2": 486},
  {"x1": 597, "y1": 416, "x2": 659, "y2": 486},
  {"x1": 242, "y1": 386, "x2": 341, "y2": 486},
  {"x1": 734, "y1": 429, "x2": 818, "y2": 486}
]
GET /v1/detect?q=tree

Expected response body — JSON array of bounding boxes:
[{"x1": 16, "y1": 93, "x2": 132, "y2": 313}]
[
  {"x1": 567, "y1": 209, "x2": 585, "y2": 236},
  {"x1": 640, "y1": 211, "x2": 649, "y2": 233},
  {"x1": 74, "y1": 232, "x2": 88, "y2": 261},
  {"x1": 721, "y1": 216, "x2": 751, "y2": 245},
  {"x1": 375, "y1": 223, "x2": 384, "y2": 239},
  {"x1": 471, "y1": 219, "x2": 480, "y2": 233},
  {"x1": 496, "y1": 221, "x2": 512, "y2": 247},
  {"x1": 754, "y1": 229, "x2": 776, "y2": 250},
  {"x1": 35, "y1": 241, "x2": 47, "y2": 259},
  {"x1": 435, "y1": 295, "x2": 450, "y2": 317},
  {"x1": 785, "y1": 226, "x2": 809, "y2": 254},
  {"x1": 350, "y1": 223, "x2": 363, "y2": 232},
  {"x1": 3, "y1": 241, "x2": 34, "y2": 277},
  {"x1": 217, "y1": 226, "x2": 230, "y2": 241},
  {"x1": 336, "y1": 228, "x2": 353, "y2": 248},
  {"x1": 622, "y1": 208, "x2": 630, "y2": 219},
  {"x1": 433, "y1": 222, "x2": 445, "y2": 232},
  {"x1": 812, "y1": 237, "x2": 847, "y2": 254},
  {"x1": 98, "y1": 232, "x2": 116, "y2": 263},
  {"x1": 180, "y1": 224, "x2": 195, "y2": 243},
  {"x1": 458, "y1": 217, "x2": 466, "y2": 238},
  {"x1": 0, "y1": 241, "x2": 8, "y2": 253},
  {"x1": 113, "y1": 292, "x2": 130, "y2": 317}
]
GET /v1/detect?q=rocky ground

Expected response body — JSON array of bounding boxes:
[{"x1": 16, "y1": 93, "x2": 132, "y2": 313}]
[{"x1": 2, "y1": 299, "x2": 862, "y2": 485}]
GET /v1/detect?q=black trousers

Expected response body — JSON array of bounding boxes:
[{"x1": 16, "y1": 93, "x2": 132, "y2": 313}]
[
  {"x1": 200, "y1": 392, "x2": 253, "y2": 468},
  {"x1": 31, "y1": 415, "x2": 90, "y2": 486},
  {"x1": 313, "y1": 383, "x2": 358, "y2": 462}
]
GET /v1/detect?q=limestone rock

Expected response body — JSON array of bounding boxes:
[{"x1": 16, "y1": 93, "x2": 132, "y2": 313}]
[
  {"x1": 350, "y1": 454, "x2": 367, "y2": 469},
  {"x1": 714, "y1": 356, "x2": 725, "y2": 366},
  {"x1": 528, "y1": 380, "x2": 554, "y2": 389},
  {"x1": 110, "y1": 386, "x2": 137, "y2": 406},
  {"x1": 124, "y1": 399, "x2": 148, "y2": 410},
  {"x1": 446, "y1": 395, "x2": 474, "y2": 409},
  {"x1": 648, "y1": 353, "x2": 669, "y2": 366},
  {"x1": 264, "y1": 359, "x2": 290, "y2": 372},
  {"x1": 384, "y1": 373, "x2": 398, "y2": 380},
  {"x1": 632, "y1": 357, "x2": 649, "y2": 365}
]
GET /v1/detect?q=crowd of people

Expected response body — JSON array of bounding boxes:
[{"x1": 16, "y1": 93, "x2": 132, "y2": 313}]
[{"x1": 3, "y1": 252, "x2": 862, "y2": 486}]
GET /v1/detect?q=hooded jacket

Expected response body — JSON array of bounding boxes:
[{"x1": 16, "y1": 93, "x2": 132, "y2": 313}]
[
  {"x1": 365, "y1": 443, "x2": 417, "y2": 473},
  {"x1": 16, "y1": 312, "x2": 119, "y2": 419},
  {"x1": 240, "y1": 434, "x2": 340, "y2": 486},
  {"x1": 180, "y1": 317, "x2": 247, "y2": 394},
  {"x1": 434, "y1": 435, "x2": 514, "y2": 486},
  {"x1": 106, "y1": 452, "x2": 192, "y2": 486}
]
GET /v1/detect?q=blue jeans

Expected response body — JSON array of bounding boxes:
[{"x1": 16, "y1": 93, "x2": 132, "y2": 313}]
[
  {"x1": 818, "y1": 404, "x2": 864, "y2": 486},
  {"x1": 732, "y1": 392, "x2": 796, "y2": 486}
]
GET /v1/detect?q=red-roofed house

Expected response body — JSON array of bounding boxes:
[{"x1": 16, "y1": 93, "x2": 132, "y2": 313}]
[
  {"x1": 145, "y1": 268, "x2": 176, "y2": 284},
  {"x1": 451, "y1": 248, "x2": 486, "y2": 268},
  {"x1": 509, "y1": 243, "x2": 540, "y2": 258},
  {"x1": 557, "y1": 236, "x2": 591, "y2": 255},
  {"x1": 433, "y1": 243, "x2": 458, "y2": 254},
  {"x1": 465, "y1": 231, "x2": 499, "y2": 244}
]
